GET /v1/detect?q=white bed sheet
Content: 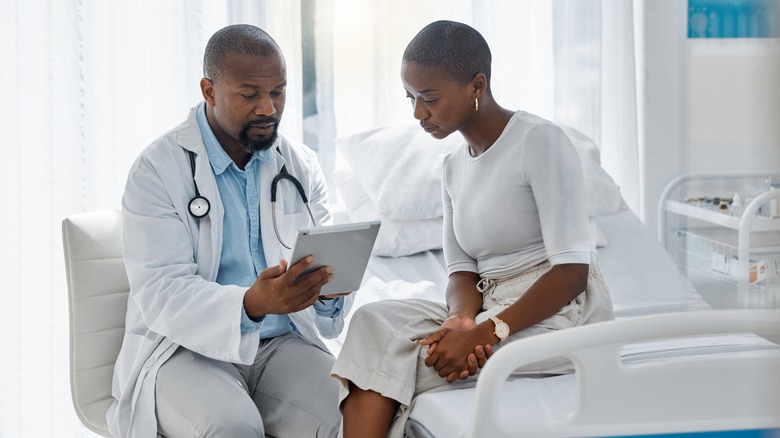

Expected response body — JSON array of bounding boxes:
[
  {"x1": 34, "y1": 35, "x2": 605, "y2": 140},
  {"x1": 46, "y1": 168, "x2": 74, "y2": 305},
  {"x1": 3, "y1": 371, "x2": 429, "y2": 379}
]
[
  {"x1": 323, "y1": 210, "x2": 710, "y2": 355},
  {"x1": 594, "y1": 211, "x2": 711, "y2": 317}
]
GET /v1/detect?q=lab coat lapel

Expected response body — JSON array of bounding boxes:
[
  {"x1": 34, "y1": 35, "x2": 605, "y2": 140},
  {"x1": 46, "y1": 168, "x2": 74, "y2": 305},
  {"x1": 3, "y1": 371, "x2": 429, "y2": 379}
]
[
  {"x1": 259, "y1": 145, "x2": 285, "y2": 266},
  {"x1": 194, "y1": 150, "x2": 223, "y2": 280},
  {"x1": 179, "y1": 106, "x2": 222, "y2": 281}
]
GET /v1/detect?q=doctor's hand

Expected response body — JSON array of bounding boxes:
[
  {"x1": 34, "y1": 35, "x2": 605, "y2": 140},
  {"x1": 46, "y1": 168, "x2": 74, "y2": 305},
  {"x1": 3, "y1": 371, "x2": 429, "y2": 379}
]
[{"x1": 243, "y1": 257, "x2": 333, "y2": 319}]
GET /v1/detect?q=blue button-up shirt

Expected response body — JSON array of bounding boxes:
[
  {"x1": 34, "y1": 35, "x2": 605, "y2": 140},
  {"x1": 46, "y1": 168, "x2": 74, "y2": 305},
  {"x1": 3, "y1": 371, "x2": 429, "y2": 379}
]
[{"x1": 195, "y1": 103, "x2": 341, "y2": 338}]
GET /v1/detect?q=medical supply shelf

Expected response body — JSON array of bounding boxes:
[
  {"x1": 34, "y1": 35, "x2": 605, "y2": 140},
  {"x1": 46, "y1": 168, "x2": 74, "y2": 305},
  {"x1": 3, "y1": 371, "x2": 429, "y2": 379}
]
[
  {"x1": 658, "y1": 171, "x2": 780, "y2": 308},
  {"x1": 664, "y1": 200, "x2": 780, "y2": 232}
]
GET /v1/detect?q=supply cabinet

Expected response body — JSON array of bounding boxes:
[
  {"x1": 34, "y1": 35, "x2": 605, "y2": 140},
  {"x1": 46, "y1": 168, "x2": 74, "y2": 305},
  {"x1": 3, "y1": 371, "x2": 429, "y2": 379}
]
[{"x1": 658, "y1": 171, "x2": 780, "y2": 309}]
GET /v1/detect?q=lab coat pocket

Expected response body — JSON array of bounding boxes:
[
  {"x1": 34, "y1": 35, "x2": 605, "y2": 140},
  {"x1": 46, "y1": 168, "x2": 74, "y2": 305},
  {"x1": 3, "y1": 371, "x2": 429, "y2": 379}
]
[
  {"x1": 281, "y1": 211, "x2": 313, "y2": 252},
  {"x1": 280, "y1": 179, "x2": 309, "y2": 215}
]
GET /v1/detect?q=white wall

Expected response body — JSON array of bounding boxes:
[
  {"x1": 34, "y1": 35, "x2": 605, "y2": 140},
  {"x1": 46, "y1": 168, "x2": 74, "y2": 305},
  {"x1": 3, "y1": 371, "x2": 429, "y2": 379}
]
[
  {"x1": 688, "y1": 38, "x2": 780, "y2": 174},
  {"x1": 637, "y1": 1, "x2": 780, "y2": 237}
]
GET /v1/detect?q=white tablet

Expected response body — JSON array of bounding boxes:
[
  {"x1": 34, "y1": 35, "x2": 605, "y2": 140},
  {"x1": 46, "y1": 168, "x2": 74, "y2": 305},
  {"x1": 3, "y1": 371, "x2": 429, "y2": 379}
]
[{"x1": 288, "y1": 220, "x2": 381, "y2": 295}]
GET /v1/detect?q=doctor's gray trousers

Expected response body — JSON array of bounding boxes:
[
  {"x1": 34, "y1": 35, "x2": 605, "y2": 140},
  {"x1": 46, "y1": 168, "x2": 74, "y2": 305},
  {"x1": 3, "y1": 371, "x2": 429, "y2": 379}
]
[{"x1": 154, "y1": 331, "x2": 341, "y2": 438}]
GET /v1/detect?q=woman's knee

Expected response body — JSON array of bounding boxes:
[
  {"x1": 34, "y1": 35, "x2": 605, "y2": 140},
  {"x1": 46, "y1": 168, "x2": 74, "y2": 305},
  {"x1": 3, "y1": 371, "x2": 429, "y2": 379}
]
[
  {"x1": 352, "y1": 299, "x2": 432, "y2": 324},
  {"x1": 351, "y1": 301, "x2": 387, "y2": 322}
]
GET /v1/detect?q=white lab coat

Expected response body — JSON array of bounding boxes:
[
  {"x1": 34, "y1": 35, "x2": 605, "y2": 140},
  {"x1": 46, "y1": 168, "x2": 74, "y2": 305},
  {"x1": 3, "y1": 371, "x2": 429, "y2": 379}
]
[{"x1": 107, "y1": 105, "x2": 354, "y2": 438}]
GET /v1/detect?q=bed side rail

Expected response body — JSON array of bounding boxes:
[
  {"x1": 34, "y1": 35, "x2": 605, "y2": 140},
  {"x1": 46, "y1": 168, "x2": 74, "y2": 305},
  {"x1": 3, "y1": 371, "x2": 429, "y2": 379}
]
[{"x1": 468, "y1": 309, "x2": 780, "y2": 437}]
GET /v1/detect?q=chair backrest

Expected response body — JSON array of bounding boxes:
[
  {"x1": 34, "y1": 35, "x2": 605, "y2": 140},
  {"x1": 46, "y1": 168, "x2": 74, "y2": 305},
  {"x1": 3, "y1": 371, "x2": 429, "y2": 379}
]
[{"x1": 62, "y1": 210, "x2": 128, "y2": 437}]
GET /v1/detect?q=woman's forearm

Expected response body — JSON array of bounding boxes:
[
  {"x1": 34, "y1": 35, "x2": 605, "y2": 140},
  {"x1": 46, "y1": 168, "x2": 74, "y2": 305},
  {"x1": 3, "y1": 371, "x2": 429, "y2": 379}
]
[
  {"x1": 491, "y1": 263, "x2": 589, "y2": 338},
  {"x1": 445, "y1": 271, "x2": 483, "y2": 318}
]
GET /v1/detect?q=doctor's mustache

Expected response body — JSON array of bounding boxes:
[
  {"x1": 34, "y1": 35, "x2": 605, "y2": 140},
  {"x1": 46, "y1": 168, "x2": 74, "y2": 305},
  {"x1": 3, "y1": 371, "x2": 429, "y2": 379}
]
[
  {"x1": 239, "y1": 116, "x2": 280, "y2": 152},
  {"x1": 243, "y1": 117, "x2": 279, "y2": 130}
]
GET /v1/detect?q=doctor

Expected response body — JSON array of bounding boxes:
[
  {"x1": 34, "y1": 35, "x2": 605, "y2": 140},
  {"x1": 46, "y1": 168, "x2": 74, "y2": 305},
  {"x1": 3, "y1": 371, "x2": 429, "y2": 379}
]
[{"x1": 108, "y1": 24, "x2": 351, "y2": 438}]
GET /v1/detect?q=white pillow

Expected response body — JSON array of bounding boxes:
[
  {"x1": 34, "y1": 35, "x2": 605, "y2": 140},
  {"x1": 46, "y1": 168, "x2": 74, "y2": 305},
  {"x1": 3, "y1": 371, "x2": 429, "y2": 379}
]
[
  {"x1": 335, "y1": 123, "x2": 627, "y2": 222},
  {"x1": 560, "y1": 125, "x2": 629, "y2": 217},
  {"x1": 375, "y1": 219, "x2": 443, "y2": 257},
  {"x1": 333, "y1": 166, "x2": 443, "y2": 257},
  {"x1": 590, "y1": 218, "x2": 609, "y2": 248},
  {"x1": 335, "y1": 125, "x2": 464, "y2": 221}
]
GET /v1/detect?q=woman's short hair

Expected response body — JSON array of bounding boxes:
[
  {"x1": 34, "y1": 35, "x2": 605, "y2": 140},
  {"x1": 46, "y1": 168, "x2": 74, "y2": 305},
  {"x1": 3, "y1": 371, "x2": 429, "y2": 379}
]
[
  {"x1": 402, "y1": 20, "x2": 491, "y2": 87},
  {"x1": 203, "y1": 24, "x2": 282, "y2": 81}
]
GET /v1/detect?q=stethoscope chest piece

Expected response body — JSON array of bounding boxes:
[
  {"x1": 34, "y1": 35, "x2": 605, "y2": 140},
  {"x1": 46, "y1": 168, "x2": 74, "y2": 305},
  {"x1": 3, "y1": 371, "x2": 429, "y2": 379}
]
[
  {"x1": 189, "y1": 196, "x2": 210, "y2": 218},
  {"x1": 186, "y1": 149, "x2": 211, "y2": 219}
]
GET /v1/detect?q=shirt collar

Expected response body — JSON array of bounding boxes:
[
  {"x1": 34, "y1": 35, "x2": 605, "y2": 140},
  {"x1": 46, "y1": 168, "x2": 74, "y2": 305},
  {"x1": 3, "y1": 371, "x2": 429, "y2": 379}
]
[{"x1": 196, "y1": 102, "x2": 276, "y2": 175}]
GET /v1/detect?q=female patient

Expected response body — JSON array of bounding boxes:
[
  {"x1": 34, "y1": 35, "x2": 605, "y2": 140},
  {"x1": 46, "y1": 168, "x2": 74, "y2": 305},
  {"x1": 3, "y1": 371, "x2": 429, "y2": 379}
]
[{"x1": 331, "y1": 20, "x2": 614, "y2": 437}]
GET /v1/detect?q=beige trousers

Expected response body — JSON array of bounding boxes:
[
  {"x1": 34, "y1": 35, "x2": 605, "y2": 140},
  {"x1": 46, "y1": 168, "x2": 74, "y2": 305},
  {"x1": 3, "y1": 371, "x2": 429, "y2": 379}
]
[{"x1": 331, "y1": 256, "x2": 613, "y2": 437}]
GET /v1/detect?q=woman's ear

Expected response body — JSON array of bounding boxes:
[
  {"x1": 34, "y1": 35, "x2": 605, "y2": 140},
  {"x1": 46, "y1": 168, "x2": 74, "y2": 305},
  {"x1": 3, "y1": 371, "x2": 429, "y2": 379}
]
[
  {"x1": 200, "y1": 78, "x2": 215, "y2": 106},
  {"x1": 471, "y1": 72, "x2": 488, "y2": 99}
]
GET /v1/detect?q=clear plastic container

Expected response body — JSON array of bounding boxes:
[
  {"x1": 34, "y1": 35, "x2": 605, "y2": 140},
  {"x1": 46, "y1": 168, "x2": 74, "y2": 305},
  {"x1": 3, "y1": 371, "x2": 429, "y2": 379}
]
[{"x1": 767, "y1": 177, "x2": 780, "y2": 218}]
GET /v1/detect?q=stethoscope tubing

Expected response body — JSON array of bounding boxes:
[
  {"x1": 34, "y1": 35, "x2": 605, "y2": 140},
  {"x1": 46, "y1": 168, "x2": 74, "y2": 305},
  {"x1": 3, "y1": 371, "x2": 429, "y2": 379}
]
[
  {"x1": 272, "y1": 199, "x2": 316, "y2": 250},
  {"x1": 271, "y1": 165, "x2": 317, "y2": 249},
  {"x1": 186, "y1": 147, "x2": 317, "y2": 249}
]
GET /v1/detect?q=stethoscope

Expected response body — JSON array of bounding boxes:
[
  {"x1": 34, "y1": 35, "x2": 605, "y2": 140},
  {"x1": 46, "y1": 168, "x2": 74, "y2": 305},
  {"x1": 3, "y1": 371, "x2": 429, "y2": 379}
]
[{"x1": 186, "y1": 148, "x2": 317, "y2": 249}]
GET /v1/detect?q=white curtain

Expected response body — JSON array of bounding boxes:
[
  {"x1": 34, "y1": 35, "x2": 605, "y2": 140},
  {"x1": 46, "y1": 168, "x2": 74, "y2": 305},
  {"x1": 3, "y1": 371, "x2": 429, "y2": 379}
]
[
  {"x1": 1, "y1": 1, "x2": 639, "y2": 436},
  {"x1": 324, "y1": 0, "x2": 640, "y2": 214},
  {"x1": 0, "y1": 1, "x2": 303, "y2": 436}
]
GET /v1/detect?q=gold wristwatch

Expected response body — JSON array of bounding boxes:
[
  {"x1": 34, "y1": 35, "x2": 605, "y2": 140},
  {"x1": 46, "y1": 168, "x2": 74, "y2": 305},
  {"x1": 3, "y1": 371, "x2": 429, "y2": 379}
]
[{"x1": 488, "y1": 315, "x2": 510, "y2": 342}]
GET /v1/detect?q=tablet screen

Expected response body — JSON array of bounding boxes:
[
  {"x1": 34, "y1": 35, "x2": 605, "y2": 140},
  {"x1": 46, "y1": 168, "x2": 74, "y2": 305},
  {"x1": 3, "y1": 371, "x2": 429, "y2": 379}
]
[{"x1": 288, "y1": 220, "x2": 381, "y2": 295}]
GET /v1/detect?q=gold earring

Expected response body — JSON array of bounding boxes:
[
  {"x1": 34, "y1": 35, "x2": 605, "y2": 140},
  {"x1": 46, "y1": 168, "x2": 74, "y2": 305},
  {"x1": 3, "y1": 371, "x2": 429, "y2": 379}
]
[{"x1": 475, "y1": 98, "x2": 479, "y2": 111}]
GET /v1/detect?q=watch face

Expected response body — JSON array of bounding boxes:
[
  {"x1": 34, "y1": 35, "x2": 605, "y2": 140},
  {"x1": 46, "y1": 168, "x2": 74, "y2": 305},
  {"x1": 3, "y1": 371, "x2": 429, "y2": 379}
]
[
  {"x1": 495, "y1": 322, "x2": 510, "y2": 339},
  {"x1": 491, "y1": 317, "x2": 509, "y2": 340}
]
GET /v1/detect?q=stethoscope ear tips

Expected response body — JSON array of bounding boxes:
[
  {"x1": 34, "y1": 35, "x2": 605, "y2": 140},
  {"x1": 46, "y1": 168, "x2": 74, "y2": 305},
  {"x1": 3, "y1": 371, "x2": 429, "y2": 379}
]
[{"x1": 189, "y1": 196, "x2": 211, "y2": 218}]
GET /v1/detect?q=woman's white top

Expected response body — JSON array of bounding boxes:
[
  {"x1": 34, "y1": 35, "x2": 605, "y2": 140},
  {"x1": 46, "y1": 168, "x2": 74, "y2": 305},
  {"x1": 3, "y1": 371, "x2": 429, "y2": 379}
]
[{"x1": 442, "y1": 111, "x2": 592, "y2": 279}]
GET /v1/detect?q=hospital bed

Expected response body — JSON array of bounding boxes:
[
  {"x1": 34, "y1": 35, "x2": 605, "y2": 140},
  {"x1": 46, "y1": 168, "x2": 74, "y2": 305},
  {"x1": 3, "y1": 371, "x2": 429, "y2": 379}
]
[{"x1": 329, "y1": 124, "x2": 780, "y2": 437}]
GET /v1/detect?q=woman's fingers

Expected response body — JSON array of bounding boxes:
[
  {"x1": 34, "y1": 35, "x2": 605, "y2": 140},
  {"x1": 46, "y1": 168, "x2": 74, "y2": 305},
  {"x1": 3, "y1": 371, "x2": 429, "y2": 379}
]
[
  {"x1": 467, "y1": 353, "x2": 479, "y2": 376},
  {"x1": 448, "y1": 371, "x2": 464, "y2": 383},
  {"x1": 474, "y1": 345, "x2": 488, "y2": 368},
  {"x1": 419, "y1": 330, "x2": 445, "y2": 346}
]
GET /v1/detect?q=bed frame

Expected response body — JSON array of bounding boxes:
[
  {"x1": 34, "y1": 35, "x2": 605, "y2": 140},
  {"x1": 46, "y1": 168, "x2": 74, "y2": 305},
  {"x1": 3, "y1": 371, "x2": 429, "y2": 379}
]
[{"x1": 468, "y1": 309, "x2": 780, "y2": 437}]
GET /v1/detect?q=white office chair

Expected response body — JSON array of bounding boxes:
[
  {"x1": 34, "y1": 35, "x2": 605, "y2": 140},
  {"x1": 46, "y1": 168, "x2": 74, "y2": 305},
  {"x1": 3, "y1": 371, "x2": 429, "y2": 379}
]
[
  {"x1": 62, "y1": 210, "x2": 302, "y2": 438},
  {"x1": 62, "y1": 210, "x2": 127, "y2": 437}
]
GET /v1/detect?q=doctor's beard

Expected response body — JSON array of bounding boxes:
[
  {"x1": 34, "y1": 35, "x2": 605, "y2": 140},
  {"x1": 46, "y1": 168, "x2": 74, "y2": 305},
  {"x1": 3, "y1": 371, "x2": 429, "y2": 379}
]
[{"x1": 240, "y1": 117, "x2": 279, "y2": 153}]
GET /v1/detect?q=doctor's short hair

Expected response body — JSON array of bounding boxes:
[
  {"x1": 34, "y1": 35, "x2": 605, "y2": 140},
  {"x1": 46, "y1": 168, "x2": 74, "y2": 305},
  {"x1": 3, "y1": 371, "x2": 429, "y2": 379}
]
[
  {"x1": 402, "y1": 20, "x2": 492, "y2": 89},
  {"x1": 203, "y1": 24, "x2": 283, "y2": 81}
]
